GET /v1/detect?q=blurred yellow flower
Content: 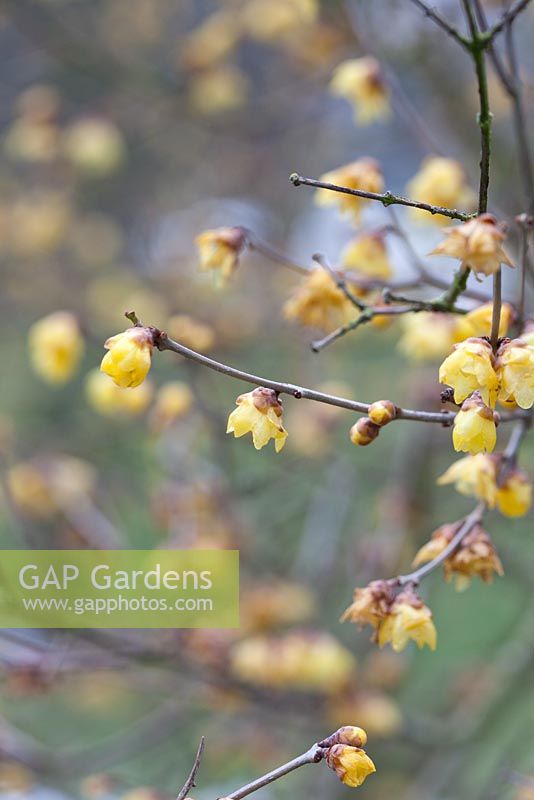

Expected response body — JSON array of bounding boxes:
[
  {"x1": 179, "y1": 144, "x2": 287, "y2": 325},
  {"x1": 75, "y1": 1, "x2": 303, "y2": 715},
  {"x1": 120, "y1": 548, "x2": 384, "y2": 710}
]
[
  {"x1": 100, "y1": 326, "x2": 155, "y2": 388},
  {"x1": 181, "y1": 11, "x2": 240, "y2": 70},
  {"x1": 86, "y1": 369, "x2": 153, "y2": 417},
  {"x1": 495, "y1": 338, "x2": 534, "y2": 409},
  {"x1": 241, "y1": 581, "x2": 315, "y2": 631},
  {"x1": 377, "y1": 590, "x2": 437, "y2": 652},
  {"x1": 341, "y1": 232, "x2": 393, "y2": 279},
  {"x1": 63, "y1": 118, "x2": 125, "y2": 176},
  {"x1": 330, "y1": 57, "x2": 390, "y2": 125},
  {"x1": 455, "y1": 301, "x2": 513, "y2": 341},
  {"x1": 230, "y1": 631, "x2": 355, "y2": 692},
  {"x1": 7, "y1": 457, "x2": 96, "y2": 518},
  {"x1": 437, "y1": 454, "x2": 498, "y2": 505},
  {"x1": 399, "y1": 312, "x2": 458, "y2": 361},
  {"x1": 407, "y1": 156, "x2": 476, "y2": 224},
  {"x1": 227, "y1": 387, "x2": 287, "y2": 452},
  {"x1": 28, "y1": 311, "x2": 84, "y2": 385},
  {"x1": 188, "y1": 65, "x2": 248, "y2": 115},
  {"x1": 341, "y1": 580, "x2": 394, "y2": 630},
  {"x1": 325, "y1": 744, "x2": 376, "y2": 787},
  {"x1": 240, "y1": 0, "x2": 318, "y2": 41},
  {"x1": 315, "y1": 158, "x2": 384, "y2": 221},
  {"x1": 167, "y1": 315, "x2": 215, "y2": 352},
  {"x1": 452, "y1": 393, "x2": 497, "y2": 454},
  {"x1": 430, "y1": 214, "x2": 514, "y2": 276},
  {"x1": 284, "y1": 268, "x2": 357, "y2": 331},
  {"x1": 149, "y1": 381, "x2": 193, "y2": 431},
  {"x1": 4, "y1": 118, "x2": 59, "y2": 163},
  {"x1": 0, "y1": 762, "x2": 33, "y2": 793},
  {"x1": 195, "y1": 226, "x2": 247, "y2": 283},
  {"x1": 439, "y1": 337, "x2": 498, "y2": 406},
  {"x1": 9, "y1": 193, "x2": 70, "y2": 257},
  {"x1": 495, "y1": 467, "x2": 532, "y2": 517}
]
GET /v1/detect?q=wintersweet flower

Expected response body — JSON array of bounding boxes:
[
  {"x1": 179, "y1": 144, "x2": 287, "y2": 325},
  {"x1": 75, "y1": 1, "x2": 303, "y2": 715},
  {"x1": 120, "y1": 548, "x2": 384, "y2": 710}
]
[
  {"x1": 240, "y1": 0, "x2": 318, "y2": 42},
  {"x1": 341, "y1": 232, "x2": 392, "y2": 279},
  {"x1": 149, "y1": 382, "x2": 194, "y2": 431},
  {"x1": 495, "y1": 467, "x2": 532, "y2": 518},
  {"x1": 413, "y1": 521, "x2": 503, "y2": 590},
  {"x1": 341, "y1": 580, "x2": 395, "y2": 630},
  {"x1": 315, "y1": 159, "x2": 384, "y2": 221},
  {"x1": 367, "y1": 400, "x2": 397, "y2": 426},
  {"x1": 283, "y1": 268, "x2": 357, "y2": 332},
  {"x1": 406, "y1": 157, "x2": 476, "y2": 224},
  {"x1": 439, "y1": 337, "x2": 498, "y2": 407},
  {"x1": 86, "y1": 370, "x2": 153, "y2": 417},
  {"x1": 325, "y1": 744, "x2": 376, "y2": 788},
  {"x1": 430, "y1": 214, "x2": 514, "y2": 276},
  {"x1": 377, "y1": 588, "x2": 437, "y2": 653},
  {"x1": 437, "y1": 454, "x2": 498, "y2": 506},
  {"x1": 454, "y1": 301, "x2": 513, "y2": 341},
  {"x1": 166, "y1": 315, "x2": 215, "y2": 352},
  {"x1": 399, "y1": 312, "x2": 459, "y2": 361},
  {"x1": 495, "y1": 338, "x2": 534, "y2": 409},
  {"x1": 226, "y1": 387, "x2": 287, "y2": 452},
  {"x1": 319, "y1": 726, "x2": 368, "y2": 748},
  {"x1": 329, "y1": 57, "x2": 390, "y2": 125},
  {"x1": 195, "y1": 226, "x2": 247, "y2": 283},
  {"x1": 28, "y1": 311, "x2": 84, "y2": 385},
  {"x1": 101, "y1": 326, "x2": 155, "y2": 388},
  {"x1": 452, "y1": 393, "x2": 498, "y2": 455},
  {"x1": 349, "y1": 417, "x2": 380, "y2": 446}
]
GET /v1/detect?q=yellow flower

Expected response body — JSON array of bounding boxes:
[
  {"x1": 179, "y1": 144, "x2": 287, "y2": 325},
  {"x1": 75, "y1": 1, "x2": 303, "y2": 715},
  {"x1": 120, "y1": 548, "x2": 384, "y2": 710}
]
[
  {"x1": 100, "y1": 326, "x2": 155, "y2": 388},
  {"x1": 230, "y1": 631, "x2": 355, "y2": 693},
  {"x1": 452, "y1": 393, "x2": 498, "y2": 455},
  {"x1": 349, "y1": 417, "x2": 381, "y2": 446},
  {"x1": 180, "y1": 11, "x2": 240, "y2": 70},
  {"x1": 149, "y1": 381, "x2": 194, "y2": 431},
  {"x1": 407, "y1": 156, "x2": 476, "y2": 224},
  {"x1": 413, "y1": 522, "x2": 503, "y2": 590},
  {"x1": 453, "y1": 301, "x2": 513, "y2": 341},
  {"x1": 62, "y1": 118, "x2": 125, "y2": 176},
  {"x1": 195, "y1": 226, "x2": 247, "y2": 283},
  {"x1": 329, "y1": 57, "x2": 390, "y2": 125},
  {"x1": 166, "y1": 315, "x2": 215, "y2": 352},
  {"x1": 377, "y1": 590, "x2": 437, "y2": 652},
  {"x1": 28, "y1": 311, "x2": 84, "y2": 385},
  {"x1": 496, "y1": 467, "x2": 532, "y2": 518},
  {"x1": 495, "y1": 338, "x2": 534, "y2": 409},
  {"x1": 341, "y1": 232, "x2": 392, "y2": 279},
  {"x1": 284, "y1": 268, "x2": 357, "y2": 332},
  {"x1": 325, "y1": 744, "x2": 376, "y2": 788},
  {"x1": 439, "y1": 337, "x2": 498, "y2": 407},
  {"x1": 315, "y1": 158, "x2": 384, "y2": 221},
  {"x1": 430, "y1": 214, "x2": 514, "y2": 276},
  {"x1": 226, "y1": 387, "x2": 287, "y2": 452},
  {"x1": 437, "y1": 454, "x2": 498, "y2": 506},
  {"x1": 7, "y1": 457, "x2": 96, "y2": 519},
  {"x1": 240, "y1": 0, "x2": 318, "y2": 41},
  {"x1": 341, "y1": 580, "x2": 394, "y2": 630},
  {"x1": 399, "y1": 312, "x2": 458, "y2": 361},
  {"x1": 188, "y1": 65, "x2": 249, "y2": 116},
  {"x1": 319, "y1": 726, "x2": 368, "y2": 748},
  {"x1": 86, "y1": 370, "x2": 153, "y2": 417}
]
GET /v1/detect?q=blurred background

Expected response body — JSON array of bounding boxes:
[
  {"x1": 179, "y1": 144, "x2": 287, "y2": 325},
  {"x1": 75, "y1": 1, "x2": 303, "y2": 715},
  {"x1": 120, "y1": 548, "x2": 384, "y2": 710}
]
[{"x1": 0, "y1": 1, "x2": 533, "y2": 799}]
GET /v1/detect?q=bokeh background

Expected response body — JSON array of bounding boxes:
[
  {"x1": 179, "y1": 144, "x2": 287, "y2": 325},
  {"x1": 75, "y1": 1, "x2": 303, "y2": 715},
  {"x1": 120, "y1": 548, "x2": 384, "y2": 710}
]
[{"x1": 0, "y1": 1, "x2": 533, "y2": 799}]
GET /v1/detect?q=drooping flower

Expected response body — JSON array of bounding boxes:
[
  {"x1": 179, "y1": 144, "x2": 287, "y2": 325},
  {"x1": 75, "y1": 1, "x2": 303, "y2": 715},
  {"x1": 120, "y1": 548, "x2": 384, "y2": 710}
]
[
  {"x1": 399, "y1": 312, "x2": 459, "y2": 361},
  {"x1": 100, "y1": 326, "x2": 155, "y2": 388},
  {"x1": 452, "y1": 392, "x2": 498, "y2": 455},
  {"x1": 341, "y1": 232, "x2": 393, "y2": 279},
  {"x1": 377, "y1": 588, "x2": 437, "y2": 652},
  {"x1": 454, "y1": 301, "x2": 513, "y2": 341},
  {"x1": 430, "y1": 214, "x2": 514, "y2": 276},
  {"x1": 437, "y1": 454, "x2": 498, "y2": 506},
  {"x1": 325, "y1": 744, "x2": 376, "y2": 788},
  {"x1": 315, "y1": 159, "x2": 384, "y2": 221},
  {"x1": 495, "y1": 338, "x2": 534, "y2": 409},
  {"x1": 283, "y1": 268, "x2": 358, "y2": 332},
  {"x1": 406, "y1": 156, "x2": 476, "y2": 224},
  {"x1": 28, "y1": 311, "x2": 84, "y2": 385},
  {"x1": 195, "y1": 226, "x2": 247, "y2": 283},
  {"x1": 495, "y1": 467, "x2": 532, "y2": 518},
  {"x1": 413, "y1": 521, "x2": 503, "y2": 590},
  {"x1": 226, "y1": 387, "x2": 287, "y2": 452},
  {"x1": 329, "y1": 57, "x2": 390, "y2": 125},
  {"x1": 439, "y1": 337, "x2": 498, "y2": 407},
  {"x1": 341, "y1": 580, "x2": 395, "y2": 630},
  {"x1": 86, "y1": 370, "x2": 153, "y2": 417}
]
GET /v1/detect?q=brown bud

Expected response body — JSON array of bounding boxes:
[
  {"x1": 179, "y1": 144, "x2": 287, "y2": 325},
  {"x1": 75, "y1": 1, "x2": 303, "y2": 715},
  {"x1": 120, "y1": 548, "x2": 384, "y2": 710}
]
[
  {"x1": 318, "y1": 726, "x2": 368, "y2": 749},
  {"x1": 350, "y1": 417, "x2": 380, "y2": 446}
]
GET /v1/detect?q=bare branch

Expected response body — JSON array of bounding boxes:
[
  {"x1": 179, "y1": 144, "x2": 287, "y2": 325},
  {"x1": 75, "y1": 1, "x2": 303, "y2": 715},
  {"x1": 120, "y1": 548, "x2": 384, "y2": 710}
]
[
  {"x1": 227, "y1": 744, "x2": 324, "y2": 800},
  {"x1": 407, "y1": 0, "x2": 471, "y2": 48},
  {"x1": 176, "y1": 737, "x2": 205, "y2": 800},
  {"x1": 485, "y1": 0, "x2": 533, "y2": 40}
]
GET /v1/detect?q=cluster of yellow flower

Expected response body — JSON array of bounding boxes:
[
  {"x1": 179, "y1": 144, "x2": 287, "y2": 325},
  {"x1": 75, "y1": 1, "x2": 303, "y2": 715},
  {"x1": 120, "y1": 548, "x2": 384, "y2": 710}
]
[
  {"x1": 320, "y1": 726, "x2": 376, "y2": 788},
  {"x1": 439, "y1": 334, "x2": 534, "y2": 455},
  {"x1": 342, "y1": 582, "x2": 437, "y2": 653}
]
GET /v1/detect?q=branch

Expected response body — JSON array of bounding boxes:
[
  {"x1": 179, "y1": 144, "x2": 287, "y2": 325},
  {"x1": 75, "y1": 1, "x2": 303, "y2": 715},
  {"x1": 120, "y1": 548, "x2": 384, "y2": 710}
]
[
  {"x1": 148, "y1": 319, "x2": 529, "y2": 426},
  {"x1": 516, "y1": 213, "x2": 532, "y2": 329},
  {"x1": 289, "y1": 173, "x2": 473, "y2": 222},
  {"x1": 485, "y1": 0, "x2": 533, "y2": 40},
  {"x1": 227, "y1": 744, "x2": 324, "y2": 800},
  {"x1": 176, "y1": 737, "x2": 205, "y2": 800},
  {"x1": 407, "y1": 0, "x2": 471, "y2": 48}
]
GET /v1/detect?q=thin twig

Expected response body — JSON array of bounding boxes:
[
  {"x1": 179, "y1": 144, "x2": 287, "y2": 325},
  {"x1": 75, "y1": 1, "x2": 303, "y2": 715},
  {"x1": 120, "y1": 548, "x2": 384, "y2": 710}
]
[
  {"x1": 289, "y1": 173, "x2": 473, "y2": 222},
  {"x1": 516, "y1": 214, "x2": 532, "y2": 328},
  {"x1": 407, "y1": 0, "x2": 471, "y2": 47},
  {"x1": 227, "y1": 744, "x2": 324, "y2": 800},
  {"x1": 485, "y1": 0, "x2": 533, "y2": 40},
  {"x1": 176, "y1": 737, "x2": 205, "y2": 800}
]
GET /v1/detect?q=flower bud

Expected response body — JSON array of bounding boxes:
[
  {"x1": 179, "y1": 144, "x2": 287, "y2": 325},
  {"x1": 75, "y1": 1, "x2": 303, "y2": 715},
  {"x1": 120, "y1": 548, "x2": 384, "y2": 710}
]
[
  {"x1": 368, "y1": 400, "x2": 397, "y2": 426},
  {"x1": 100, "y1": 326, "x2": 156, "y2": 388},
  {"x1": 325, "y1": 743, "x2": 376, "y2": 788},
  {"x1": 350, "y1": 417, "x2": 380, "y2": 446},
  {"x1": 319, "y1": 726, "x2": 368, "y2": 748}
]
